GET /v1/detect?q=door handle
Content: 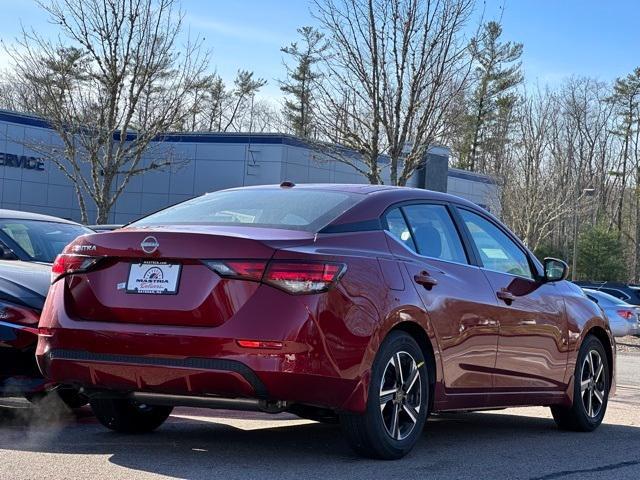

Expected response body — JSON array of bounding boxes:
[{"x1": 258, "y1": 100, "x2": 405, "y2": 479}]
[
  {"x1": 496, "y1": 290, "x2": 516, "y2": 305},
  {"x1": 414, "y1": 271, "x2": 438, "y2": 290}
]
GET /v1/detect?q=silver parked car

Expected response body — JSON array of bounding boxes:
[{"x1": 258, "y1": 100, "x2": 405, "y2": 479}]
[{"x1": 584, "y1": 288, "x2": 640, "y2": 337}]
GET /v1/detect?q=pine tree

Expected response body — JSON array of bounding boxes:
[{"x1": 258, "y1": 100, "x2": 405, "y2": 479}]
[
  {"x1": 576, "y1": 224, "x2": 626, "y2": 281},
  {"x1": 280, "y1": 27, "x2": 328, "y2": 138},
  {"x1": 462, "y1": 21, "x2": 523, "y2": 172}
]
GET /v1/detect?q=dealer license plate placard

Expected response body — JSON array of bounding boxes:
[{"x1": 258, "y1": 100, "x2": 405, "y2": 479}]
[{"x1": 126, "y1": 262, "x2": 181, "y2": 295}]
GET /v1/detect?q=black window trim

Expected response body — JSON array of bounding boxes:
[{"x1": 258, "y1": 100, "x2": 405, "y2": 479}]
[
  {"x1": 451, "y1": 205, "x2": 541, "y2": 281},
  {"x1": 381, "y1": 200, "x2": 477, "y2": 267}
]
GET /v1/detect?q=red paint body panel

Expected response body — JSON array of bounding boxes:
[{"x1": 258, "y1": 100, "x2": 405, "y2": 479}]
[{"x1": 36, "y1": 185, "x2": 615, "y2": 415}]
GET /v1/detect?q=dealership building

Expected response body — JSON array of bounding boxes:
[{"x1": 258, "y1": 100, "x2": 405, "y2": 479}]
[{"x1": 0, "y1": 110, "x2": 499, "y2": 224}]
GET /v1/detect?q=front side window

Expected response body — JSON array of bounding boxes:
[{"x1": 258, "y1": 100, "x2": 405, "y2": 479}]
[
  {"x1": 459, "y1": 209, "x2": 532, "y2": 279},
  {"x1": 402, "y1": 204, "x2": 467, "y2": 264}
]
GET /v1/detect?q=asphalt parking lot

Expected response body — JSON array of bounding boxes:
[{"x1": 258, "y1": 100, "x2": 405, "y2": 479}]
[{"x1": 0, "y1": 353, "x2": 639, "y2": 480}]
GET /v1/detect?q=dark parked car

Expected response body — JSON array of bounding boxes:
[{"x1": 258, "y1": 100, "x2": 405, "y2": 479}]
[
  {"x1": 0, "y1": 260, "x2": 86, "y2": 407},
  {"x1": 574, "y1": 281, "x2": 640, "y2": 305},
  {"x1": 37, "y1": 184, "x2": 614, "y2": 459},
  {"x1": 0, "y1": 209, "x2": 93, "y2": 263}
]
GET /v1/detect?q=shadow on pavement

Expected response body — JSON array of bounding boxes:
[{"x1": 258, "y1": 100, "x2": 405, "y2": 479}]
[{"x1": 0, "y1": 400, "x2": 639, "y2": 480}]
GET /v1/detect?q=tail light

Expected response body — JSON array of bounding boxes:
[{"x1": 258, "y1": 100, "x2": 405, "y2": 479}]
[
  {"x1": 617, "y1": 309, "x2": 635, "y2": 320},
  {"x1": 263, "y1": 261, "x2": 345, "y2": 294},
  {"x1": 237, "y1": 339, "x2": 284, "y2": 349},
  {"x1": 203, "y1": 260, "x2": 267, "y2": 281},
  {"x1": 51, "y1": 253, "x2": 102, "y2": 284},
  {"x1": 203, "y1": 259, "x2": 345, "y2": 294},
  {"x1": 0, "y1": 300, "x2": 40, "y2": 334}
]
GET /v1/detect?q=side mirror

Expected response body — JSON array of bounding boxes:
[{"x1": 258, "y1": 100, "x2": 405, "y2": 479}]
[{"x1": 543, "y1": 257, "x2": 568, "y2": 282}]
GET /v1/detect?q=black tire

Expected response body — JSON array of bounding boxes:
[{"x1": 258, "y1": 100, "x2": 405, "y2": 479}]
[
  {"x1": 90, "y1": 398, "x2": 173, "y2": 433},
  {"x1": 340, "y1": 331, "x2": 429, "y2": 459},
  {"x1": 551, "y1": 335, "x2": 610, "y2": 432},
  {"x1": 24, "y1": 388, "x2": 89, "y2": 409},
  {"x1": 57, "y1": 388, "x2": 90, "y2": 409}
]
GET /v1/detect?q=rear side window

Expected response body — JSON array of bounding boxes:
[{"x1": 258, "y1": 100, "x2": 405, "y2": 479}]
[
  {"x1": 402, "y1": 204, "x2": 467, "y2": 263},
  {"x1": 384, "y1": 208, "x2": 416, "y2": 252},
  {"x1": 132, "y1": 189, "x2": 363, "y2": 232}
]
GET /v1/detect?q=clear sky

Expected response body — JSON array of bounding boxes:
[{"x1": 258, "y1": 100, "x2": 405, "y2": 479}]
[{"x1": 0, "y1": 0, "x2": 639, "y2": 100}]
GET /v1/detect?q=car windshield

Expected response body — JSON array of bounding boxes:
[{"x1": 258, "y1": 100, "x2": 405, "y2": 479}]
[
  {"x1": 0, "y1": 219, "x2": 92, "y2": 263},
  {"x1": 131, "y1": 188, "x2": 363, "y2": 232},
  {"x1": 584, "y1": 289, "x2": 630, "y2": 306}
]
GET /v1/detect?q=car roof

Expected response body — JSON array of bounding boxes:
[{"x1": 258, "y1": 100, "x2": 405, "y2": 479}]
[
  {"x1": 221, "y1": 183, "x2": 481, "y2": 206},
  {"x1": 222, "y1": 183, "x2": 397, "y2": 194},
  {"x1": 0, "y1": 208, "x2": 82, "y2": 225}
]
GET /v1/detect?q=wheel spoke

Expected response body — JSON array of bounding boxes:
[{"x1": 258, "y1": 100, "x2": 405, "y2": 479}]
[
  {"x1": 594, "y1": 389, "x2": 604, "y2": 404},
  {"x1": 403, "y1": 403, "x2": 419, "y2": 424},
  {"x1": 380, "y1": 388, "x2": 397, "y2": 408},
  {"x1": 404, "y1": 364, "x2": 420, "y2": 393},
  {"x1": 580, "y1": 379, "x2": 590, "y2": 394},
  {"x1": 390, "y1": 403, "x2": 400, "y2": 439},
  {"x1": 587, "y1": 389, "x2": 593, "y2": 416},
  {"x1": 595, "y1": 362, "x2": 604, "y2": 383},
  {"x1": 395, "y1": 353, "x2": 404, "y2": 386},
  {"x1": 588, "y1": 352, "x2": 595, "y2": 377}
]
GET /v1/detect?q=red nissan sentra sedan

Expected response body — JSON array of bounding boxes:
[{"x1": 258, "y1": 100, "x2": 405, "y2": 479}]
[{"x1": 36, "y1": 184, "x2": 615, "y2": 459}]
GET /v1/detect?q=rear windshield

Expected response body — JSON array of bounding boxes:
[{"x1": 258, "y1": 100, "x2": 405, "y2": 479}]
[
  {"x1": 585, "y1": 289, "x2": 629, "y2": 306},
  {"x1": 131, "y1": 188, "x2": 363, "y2": 232}
]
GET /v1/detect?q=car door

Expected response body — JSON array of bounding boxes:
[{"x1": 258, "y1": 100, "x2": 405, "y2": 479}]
[
  {"x1": 456, "y1": 208, "x2": 568, "y2": 391},
  {"x1": 383, "y1": 203, "x2": 499, "y2": 399}
]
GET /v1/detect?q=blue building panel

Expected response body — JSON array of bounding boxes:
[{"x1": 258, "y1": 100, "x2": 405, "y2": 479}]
[{"x1": 0, "y1": 110, "x2": 500, "y2": 223}]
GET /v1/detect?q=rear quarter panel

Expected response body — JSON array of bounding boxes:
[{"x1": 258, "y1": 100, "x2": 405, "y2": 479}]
[{"x1": 275, "y1": 230, "x2": 440, "y2": 412}]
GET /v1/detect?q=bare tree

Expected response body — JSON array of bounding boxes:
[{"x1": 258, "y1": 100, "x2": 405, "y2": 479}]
[
  {"x1": 3, "y1": 0, "x2": 209, "y2": 223},
  {"x1": 312, "y1": 0, "x2": 475, "y2": 185},
  {"x1": 502, "y1": 89, "x2": 574, "y2": 252}
]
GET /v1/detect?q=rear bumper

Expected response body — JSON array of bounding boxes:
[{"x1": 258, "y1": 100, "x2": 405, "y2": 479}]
[
  {"x1": 36, "y1": 282, "x2": 368, "y2": 412},
  {"x1": 37, "y1": 345, "x2": 361, "y2": 411},
  {"x1": 609, "y1": 318, "x2": 639, "y2": 337},
  {"x1": 40, "y1": 349, "x2": 268, "y2": 398}
]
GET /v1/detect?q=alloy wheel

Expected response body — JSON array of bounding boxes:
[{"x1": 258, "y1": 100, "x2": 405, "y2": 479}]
[
  {"x1": 580, "y1": 350, "x2": 606, "y2": 418},
  {"x1": 379, "y1": 351, "x2": 422, "y2": 441}
]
